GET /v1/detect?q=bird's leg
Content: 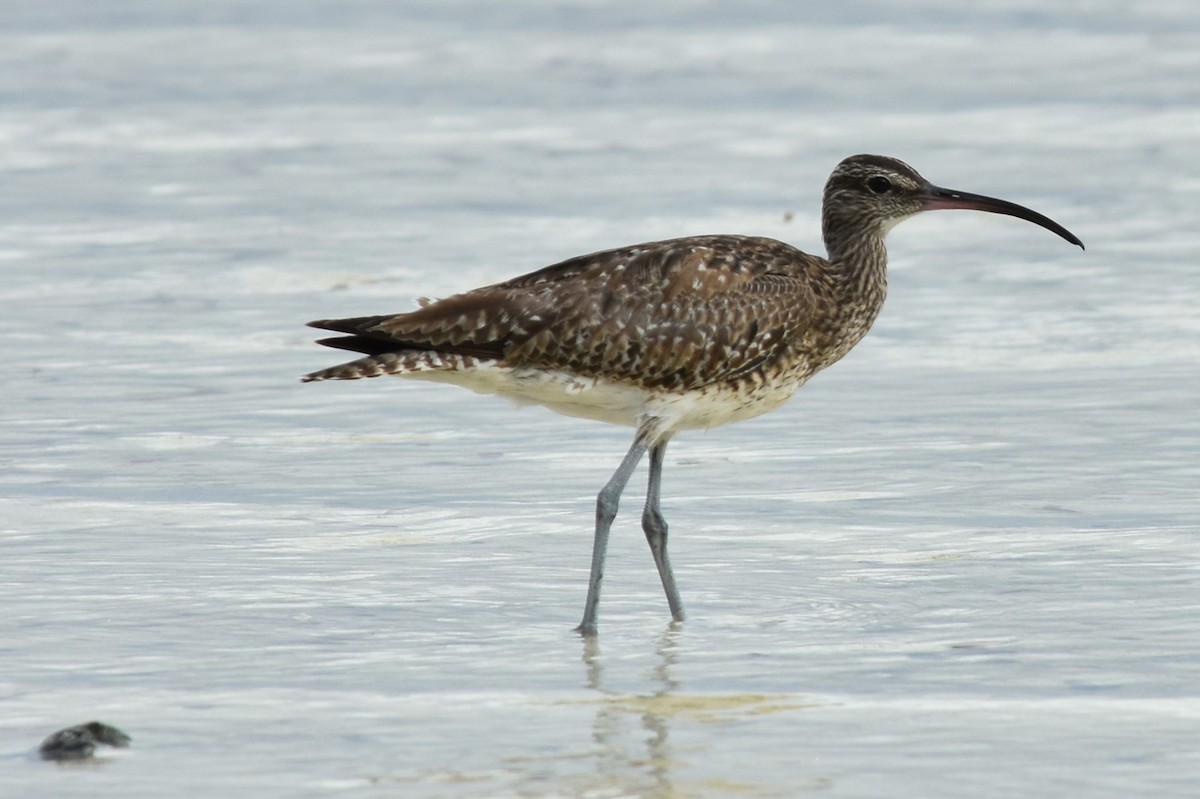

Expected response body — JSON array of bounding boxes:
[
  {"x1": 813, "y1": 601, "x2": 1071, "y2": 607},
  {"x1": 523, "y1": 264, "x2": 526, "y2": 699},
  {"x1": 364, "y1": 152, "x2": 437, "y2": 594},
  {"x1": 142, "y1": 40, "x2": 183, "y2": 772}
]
[
  {"x1": 642, "y1": 437, "x2": 685, "y2": 623},
  {"x1": 575, "y1": 428, "x2": 652, "y2": 637}
]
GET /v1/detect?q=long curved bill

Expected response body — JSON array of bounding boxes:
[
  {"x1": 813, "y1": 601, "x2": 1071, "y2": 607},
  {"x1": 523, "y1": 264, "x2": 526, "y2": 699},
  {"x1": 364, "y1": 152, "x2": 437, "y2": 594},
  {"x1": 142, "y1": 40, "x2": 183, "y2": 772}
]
[{"x1": 921, "y1": 185, "x2": 1084, "y2": 249}]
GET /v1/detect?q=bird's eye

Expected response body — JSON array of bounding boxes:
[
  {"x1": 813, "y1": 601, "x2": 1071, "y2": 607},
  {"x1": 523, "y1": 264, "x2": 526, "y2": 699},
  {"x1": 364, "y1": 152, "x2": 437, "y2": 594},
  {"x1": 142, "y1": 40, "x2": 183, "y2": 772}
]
[{"x1": 867, "y1": 176, "x2": 892, "y2": 194}]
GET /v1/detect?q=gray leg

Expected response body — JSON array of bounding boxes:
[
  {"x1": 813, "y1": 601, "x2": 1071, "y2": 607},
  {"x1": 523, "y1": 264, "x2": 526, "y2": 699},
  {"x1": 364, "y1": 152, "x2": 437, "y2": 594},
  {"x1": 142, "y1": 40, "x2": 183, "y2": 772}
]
[
  {"x1": 643, "y1": 438, "x2": 685, "y2": 622},
  {"x1": 575, "y1": 428, "x2": 652, "y2": 636}
]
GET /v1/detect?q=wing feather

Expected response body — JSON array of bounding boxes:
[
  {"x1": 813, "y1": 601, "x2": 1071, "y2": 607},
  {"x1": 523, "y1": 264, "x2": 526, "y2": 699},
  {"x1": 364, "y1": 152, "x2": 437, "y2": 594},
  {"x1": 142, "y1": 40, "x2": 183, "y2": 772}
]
[{"x1": 308, "y1": 235, "x2": 823, "y2": 390}]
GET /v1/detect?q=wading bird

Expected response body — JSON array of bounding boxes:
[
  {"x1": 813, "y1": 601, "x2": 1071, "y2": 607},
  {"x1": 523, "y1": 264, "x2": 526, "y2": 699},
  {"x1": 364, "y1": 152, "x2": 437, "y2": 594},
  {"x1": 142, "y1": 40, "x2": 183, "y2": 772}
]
[{"x1": 303, "y1": 154, "x2": 1083, "y2": 635}]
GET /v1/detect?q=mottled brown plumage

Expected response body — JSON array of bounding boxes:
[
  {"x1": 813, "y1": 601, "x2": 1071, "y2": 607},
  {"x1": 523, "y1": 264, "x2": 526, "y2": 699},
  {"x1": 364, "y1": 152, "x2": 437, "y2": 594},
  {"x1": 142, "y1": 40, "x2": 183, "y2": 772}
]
[
  {"x1": 308, "y1": 236, "x2": 826, "y2": 390},
  {"x1": 304, "y1": 154, "x2": 1083, "y2": 635}
]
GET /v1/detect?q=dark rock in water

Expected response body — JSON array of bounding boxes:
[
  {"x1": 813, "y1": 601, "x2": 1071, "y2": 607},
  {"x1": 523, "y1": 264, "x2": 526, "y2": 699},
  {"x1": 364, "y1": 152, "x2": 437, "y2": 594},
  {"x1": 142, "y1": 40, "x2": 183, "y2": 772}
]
[{"x1": 39, "y1": 721, "x2": 131, "y2": 761}]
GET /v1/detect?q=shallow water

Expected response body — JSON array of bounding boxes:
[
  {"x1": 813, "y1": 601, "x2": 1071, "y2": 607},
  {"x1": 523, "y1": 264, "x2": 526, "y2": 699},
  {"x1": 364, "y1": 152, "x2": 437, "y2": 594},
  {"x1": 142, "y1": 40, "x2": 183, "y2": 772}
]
[{"x1": 2, "y1": 2, "x2": 1199, "y2": 797}]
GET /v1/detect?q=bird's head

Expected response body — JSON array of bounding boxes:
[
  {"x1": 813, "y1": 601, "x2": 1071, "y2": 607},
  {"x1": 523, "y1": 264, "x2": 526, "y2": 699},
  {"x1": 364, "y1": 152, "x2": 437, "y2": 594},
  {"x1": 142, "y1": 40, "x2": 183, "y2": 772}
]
[{"x1": 822, "y1": 154, "x2": 1083, "y2": 250}]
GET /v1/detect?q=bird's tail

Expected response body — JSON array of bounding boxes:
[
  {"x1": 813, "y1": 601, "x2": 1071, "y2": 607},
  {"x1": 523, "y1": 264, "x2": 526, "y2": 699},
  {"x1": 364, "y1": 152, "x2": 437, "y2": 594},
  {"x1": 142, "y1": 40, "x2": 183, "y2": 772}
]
[
  {"x1": 301, "y1": 350, "x2": 484, "y2": 383},
  {"x1": 301, "y1": 354, "x2": 396, "y2": 382}
]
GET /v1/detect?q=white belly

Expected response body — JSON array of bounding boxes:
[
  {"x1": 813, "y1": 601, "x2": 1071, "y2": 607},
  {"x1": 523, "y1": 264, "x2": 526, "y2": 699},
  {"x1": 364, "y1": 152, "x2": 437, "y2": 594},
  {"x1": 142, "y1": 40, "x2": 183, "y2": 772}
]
[{"x1": 404, "y1": 361, "x2": 807, "y2": 433}]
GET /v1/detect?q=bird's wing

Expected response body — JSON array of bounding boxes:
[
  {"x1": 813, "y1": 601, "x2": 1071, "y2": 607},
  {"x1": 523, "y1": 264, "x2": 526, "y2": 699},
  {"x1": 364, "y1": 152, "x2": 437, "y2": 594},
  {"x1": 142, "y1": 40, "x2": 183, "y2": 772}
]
[{"x1": 309, "y1": 235, "x2": 823, "y2": 390}]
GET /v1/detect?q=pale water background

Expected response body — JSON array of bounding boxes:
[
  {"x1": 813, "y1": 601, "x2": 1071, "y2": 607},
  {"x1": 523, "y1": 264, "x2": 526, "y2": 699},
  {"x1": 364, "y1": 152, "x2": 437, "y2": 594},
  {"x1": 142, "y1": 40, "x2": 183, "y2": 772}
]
[{"x1": 2, "y1": 1, "x2": 1199, "y2": 797}]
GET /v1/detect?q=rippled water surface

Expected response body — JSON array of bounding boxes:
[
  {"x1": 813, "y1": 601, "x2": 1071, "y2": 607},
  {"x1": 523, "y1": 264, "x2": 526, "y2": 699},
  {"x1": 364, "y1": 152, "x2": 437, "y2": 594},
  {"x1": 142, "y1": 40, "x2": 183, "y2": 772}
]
[{"x1": 2, "y1": 2, "x2": 1199, "y2": 797}]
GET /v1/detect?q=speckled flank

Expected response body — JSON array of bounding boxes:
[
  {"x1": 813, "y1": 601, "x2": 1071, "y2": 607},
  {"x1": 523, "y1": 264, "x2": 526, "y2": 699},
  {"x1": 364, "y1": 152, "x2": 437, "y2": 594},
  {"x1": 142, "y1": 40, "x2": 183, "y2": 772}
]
[{"x1": 302, "y1": 234, "x2": 843, "y2": 433}]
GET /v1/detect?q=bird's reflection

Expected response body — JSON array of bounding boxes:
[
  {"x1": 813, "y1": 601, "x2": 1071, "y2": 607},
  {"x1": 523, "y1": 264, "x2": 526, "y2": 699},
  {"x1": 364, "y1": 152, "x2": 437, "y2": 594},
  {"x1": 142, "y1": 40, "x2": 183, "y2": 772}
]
[
  {"x1": 577, "y1": 623, "x2": 811, "y2": 796},
  {"x1": 578, "y1": 623, "x2": 684, "y2": 798}
]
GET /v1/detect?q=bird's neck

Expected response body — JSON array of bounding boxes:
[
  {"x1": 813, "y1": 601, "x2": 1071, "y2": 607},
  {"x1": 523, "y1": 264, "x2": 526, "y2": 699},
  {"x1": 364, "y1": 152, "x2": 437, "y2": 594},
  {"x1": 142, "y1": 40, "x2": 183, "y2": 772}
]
[
  {"x1": 822, "y1": 223, "x2": 889, "y2": 310},
  {"x1": 814, "y1": 222, "x2": 890, "y2": 353}
]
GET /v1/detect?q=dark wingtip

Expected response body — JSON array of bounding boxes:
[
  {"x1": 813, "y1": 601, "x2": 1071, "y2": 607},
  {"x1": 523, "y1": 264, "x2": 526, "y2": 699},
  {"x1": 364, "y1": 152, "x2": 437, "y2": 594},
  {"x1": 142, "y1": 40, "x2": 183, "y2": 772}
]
[{"x1": 307, "y1": 314, "x2": 399, "y2": 336}]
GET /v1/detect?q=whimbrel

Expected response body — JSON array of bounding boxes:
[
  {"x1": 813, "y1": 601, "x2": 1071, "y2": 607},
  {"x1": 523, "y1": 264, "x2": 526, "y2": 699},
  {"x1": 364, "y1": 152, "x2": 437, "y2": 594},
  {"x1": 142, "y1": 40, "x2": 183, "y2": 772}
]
[{"x1": 303, "y1": 154, "x2": 1083, "y2": 635}]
